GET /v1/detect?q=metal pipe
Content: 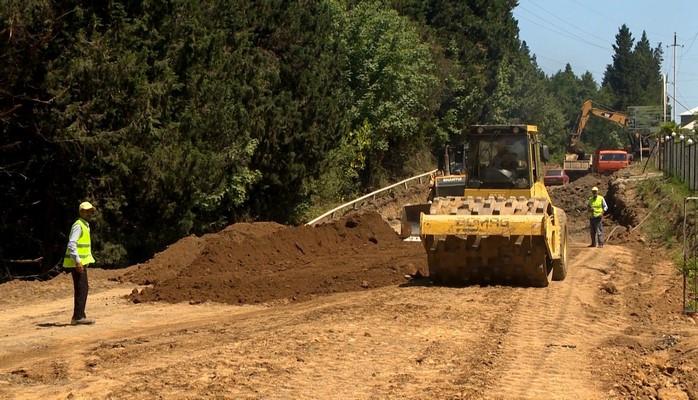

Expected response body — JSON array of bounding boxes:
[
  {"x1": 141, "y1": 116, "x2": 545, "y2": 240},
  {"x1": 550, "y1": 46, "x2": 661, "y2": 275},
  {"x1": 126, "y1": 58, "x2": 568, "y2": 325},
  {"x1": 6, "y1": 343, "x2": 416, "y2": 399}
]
[{"x1": 306, "y1": 169, "x2": 438, "y2": 226}]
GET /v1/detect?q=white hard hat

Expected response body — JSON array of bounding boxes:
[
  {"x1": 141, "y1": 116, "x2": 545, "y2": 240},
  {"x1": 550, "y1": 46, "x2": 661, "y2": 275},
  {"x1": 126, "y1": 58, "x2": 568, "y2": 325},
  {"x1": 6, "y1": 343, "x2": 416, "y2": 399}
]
[
  {"x1": 79, "y1": 201, "x2": 95, "y2": 211},
  {"x1": 591, "y1": 187, "x2": 598, "y2": 192}
]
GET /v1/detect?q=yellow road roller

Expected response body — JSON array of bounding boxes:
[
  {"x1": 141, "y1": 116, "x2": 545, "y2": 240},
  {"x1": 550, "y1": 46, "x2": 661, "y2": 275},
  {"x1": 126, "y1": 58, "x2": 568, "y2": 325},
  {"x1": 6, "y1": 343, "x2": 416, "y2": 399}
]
[{"x1": 402, "y1": 125, "x2": 568, "y2": 287}]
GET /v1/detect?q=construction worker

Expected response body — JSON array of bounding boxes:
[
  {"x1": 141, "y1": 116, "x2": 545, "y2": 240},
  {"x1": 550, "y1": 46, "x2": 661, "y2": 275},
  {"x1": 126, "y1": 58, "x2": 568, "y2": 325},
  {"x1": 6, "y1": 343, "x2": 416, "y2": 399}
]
[
  {"x1": 63, "y1": 201, "x2": 97, "y2": 325},
  {"x1": 491, "y1": 142, "x2": 518, "y2": 170},
  {"x1": 588, "y1": 187, "x2": 608, "y2": 248}
]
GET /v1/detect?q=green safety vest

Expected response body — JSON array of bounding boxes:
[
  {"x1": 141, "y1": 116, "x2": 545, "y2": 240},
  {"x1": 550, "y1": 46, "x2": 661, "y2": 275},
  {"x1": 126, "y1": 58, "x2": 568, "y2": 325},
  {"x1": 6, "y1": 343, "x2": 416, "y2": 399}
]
[
  {"x1": 63, "y1": 218, "x2": 95, "y2": 267},
  {"x1": 589, "y1": 195, "x2": 604, "y2": 218}
]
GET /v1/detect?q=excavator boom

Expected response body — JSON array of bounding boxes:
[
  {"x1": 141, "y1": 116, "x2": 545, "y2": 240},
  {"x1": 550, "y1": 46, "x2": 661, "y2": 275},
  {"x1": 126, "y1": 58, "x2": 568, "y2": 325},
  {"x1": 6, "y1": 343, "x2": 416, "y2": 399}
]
[{"x1": 569, "y1": 99, "x2": 630, "y2": 152}]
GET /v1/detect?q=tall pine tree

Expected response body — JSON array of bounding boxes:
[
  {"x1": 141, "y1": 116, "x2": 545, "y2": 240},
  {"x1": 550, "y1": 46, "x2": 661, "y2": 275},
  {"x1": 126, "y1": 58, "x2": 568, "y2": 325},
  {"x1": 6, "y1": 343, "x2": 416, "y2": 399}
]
[
  {"x1": 603, "y1": 26, "x2": 663, "y2": 110},
  {"x1": 603, "y1": 24, "x2": 635, "y2": 110},
  {"x1": 631, "y1": 31, "x2": 663, "y2": 106}
]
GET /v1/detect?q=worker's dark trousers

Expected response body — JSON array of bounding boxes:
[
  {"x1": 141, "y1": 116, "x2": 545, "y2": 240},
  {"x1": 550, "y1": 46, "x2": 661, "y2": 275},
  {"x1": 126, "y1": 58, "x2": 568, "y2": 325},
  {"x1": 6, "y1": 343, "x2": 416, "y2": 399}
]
[
  {"x1": 71, "y1": 268, "x2": 89, "y2": 320},
  {"x1": 590, "y1": 216, "x2": 604, "y2": 246}
]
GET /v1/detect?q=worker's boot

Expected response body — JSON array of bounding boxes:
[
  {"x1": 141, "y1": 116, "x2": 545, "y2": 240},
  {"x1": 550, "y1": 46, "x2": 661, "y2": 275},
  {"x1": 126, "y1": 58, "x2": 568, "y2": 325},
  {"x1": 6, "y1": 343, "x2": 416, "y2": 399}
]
[{"x1": 71, "y1": 318, "x2": 95, "y2": 325}]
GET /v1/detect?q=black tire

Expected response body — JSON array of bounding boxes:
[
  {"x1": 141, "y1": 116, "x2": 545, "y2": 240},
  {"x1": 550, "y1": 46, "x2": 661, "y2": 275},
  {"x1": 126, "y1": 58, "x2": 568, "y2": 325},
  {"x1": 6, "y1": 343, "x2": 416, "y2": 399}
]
[{"x1": 552, "y1": 226, "x2": 568, "y2": 281}]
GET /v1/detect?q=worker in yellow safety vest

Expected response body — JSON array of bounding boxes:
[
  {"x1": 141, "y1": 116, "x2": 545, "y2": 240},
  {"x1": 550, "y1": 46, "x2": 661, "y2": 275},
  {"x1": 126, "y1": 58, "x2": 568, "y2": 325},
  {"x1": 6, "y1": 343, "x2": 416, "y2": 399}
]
[
  {"x1": 63, "y1": 201, "x2": 97, "y2": 325},
  {"x1": 588, "y1": 187, "x2": 608, "y2": 248}
]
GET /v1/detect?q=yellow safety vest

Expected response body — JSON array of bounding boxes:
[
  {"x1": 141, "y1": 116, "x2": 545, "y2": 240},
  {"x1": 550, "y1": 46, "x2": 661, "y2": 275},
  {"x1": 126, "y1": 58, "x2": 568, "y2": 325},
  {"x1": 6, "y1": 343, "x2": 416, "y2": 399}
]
[
  {"x1": 63, "y1": 219, "x2": 95, "y2": 267},
  {"x1": 589, "y1": 196, "x2": 604, "y2": 218}
]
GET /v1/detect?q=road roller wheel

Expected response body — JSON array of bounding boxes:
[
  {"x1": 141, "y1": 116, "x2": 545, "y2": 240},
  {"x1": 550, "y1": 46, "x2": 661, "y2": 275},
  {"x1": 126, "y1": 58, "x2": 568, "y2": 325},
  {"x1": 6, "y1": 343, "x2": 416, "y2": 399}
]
[{"x1": 552, "y1": 226, "x2": 568, "y2": 281}]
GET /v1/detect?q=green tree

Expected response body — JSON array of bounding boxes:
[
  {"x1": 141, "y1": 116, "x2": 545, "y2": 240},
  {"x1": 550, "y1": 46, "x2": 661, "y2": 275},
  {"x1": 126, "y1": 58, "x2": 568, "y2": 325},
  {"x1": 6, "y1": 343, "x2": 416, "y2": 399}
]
[
  {"x1": 603, "y1": 25, "x2": 663, "y2": 110},
  {"x1": 341, "y1": 1, "x2": 437, "y2": 187},
  {"x1": 44, "y1": 1, "x2": 262, "y2": 262},
  {"x1": 603, "y1": 24, "x2": 636, "y2": 110},
  {"x1": 240, "y1": 0, "x2": 350, "y2": 222},
  {"x1": 631, "y1": 31, "x2": 663, "y2": 106},
  {"x1": 2, "y1": 0, "x2": 618, "y2": 269}
]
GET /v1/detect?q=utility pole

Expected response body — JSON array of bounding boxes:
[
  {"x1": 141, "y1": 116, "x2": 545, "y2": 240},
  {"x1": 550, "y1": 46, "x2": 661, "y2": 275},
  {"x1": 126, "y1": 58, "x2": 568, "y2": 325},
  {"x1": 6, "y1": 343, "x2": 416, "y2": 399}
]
[
  {"x1": 663, "y1": 73, "x2": 667, "y2": 122},
  {"x1": 669, "y1": 32, "x2": 683, "y2": 122}
]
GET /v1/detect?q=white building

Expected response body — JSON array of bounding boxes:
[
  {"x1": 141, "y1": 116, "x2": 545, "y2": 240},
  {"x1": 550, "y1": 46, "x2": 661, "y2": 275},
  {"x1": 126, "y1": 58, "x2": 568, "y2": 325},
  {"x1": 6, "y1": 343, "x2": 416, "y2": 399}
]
[{"x1": 680, "y1": 106, "x2": 698, "y2": 128}]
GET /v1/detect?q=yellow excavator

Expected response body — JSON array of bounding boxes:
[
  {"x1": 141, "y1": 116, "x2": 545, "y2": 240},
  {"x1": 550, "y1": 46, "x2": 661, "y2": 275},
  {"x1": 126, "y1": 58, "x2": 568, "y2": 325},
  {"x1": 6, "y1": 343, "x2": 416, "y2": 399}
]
[
  {"x1": 565, "y1": 100, "x2": 631, "y2": 174},
  {"x1": 401, "y1": 125, "x2": 567, "y2": 287},
  {"x1": 568, "y1": 99, "x2": 630, "y2": 153}
]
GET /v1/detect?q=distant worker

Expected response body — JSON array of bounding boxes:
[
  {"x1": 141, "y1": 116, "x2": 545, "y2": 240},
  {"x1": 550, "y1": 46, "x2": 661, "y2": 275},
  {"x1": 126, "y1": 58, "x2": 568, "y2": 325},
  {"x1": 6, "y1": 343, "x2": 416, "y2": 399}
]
[
  {"x1": 588, "y1": 187, "x2": 608, "y2": 248},
  {"x1": 63, "y1": 201, "x2": 97, "y2": 325}
]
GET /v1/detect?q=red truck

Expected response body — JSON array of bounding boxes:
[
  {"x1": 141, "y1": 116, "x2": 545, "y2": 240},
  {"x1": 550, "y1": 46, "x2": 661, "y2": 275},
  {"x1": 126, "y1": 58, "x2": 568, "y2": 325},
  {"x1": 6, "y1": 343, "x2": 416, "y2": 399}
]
[{"x1": 593, "y1": 149, "x2": 630, "y2": 174}]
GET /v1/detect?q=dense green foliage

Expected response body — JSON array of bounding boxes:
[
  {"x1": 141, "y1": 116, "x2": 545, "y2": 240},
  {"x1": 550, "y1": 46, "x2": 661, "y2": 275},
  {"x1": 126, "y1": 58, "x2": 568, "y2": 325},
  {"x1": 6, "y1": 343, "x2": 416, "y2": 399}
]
[
  {"x1": 603, "y1": 26, "x2": 664, "y2": 111},
  {"x1": 0, "y1": 1, "x2": 665, "y2": 267}
]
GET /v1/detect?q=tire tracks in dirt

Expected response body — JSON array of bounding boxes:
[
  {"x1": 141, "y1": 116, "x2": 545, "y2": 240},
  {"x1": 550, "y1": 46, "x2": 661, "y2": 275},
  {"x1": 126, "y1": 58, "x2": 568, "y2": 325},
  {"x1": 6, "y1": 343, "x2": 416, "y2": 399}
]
[
  {"x1": 0, "y1": 243, "x2": 652, "y2": 399},
  {"x1": 451, "y1": 244, "x2": 631, "y2": 399}
]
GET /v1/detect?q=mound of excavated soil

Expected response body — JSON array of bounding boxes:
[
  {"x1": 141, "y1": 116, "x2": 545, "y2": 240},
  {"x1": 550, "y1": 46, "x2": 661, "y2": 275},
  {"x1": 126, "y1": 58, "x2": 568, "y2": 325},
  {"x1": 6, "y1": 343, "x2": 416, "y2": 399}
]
[
  {"x1": 549, "y1": 174, "x2": 615, "y2": 239},
  {"x1": 319, "y1": 182, "x2": 430, "y2": 234},
  {"x1": 549, "y1": 171, "x2": 647, "y2": 244},
  {"x1": 123, "y1": 212, "x2": 425, "y2": 305},
  {"x1": 549, "y1": 174, "x2": 613, "y2": 220}
]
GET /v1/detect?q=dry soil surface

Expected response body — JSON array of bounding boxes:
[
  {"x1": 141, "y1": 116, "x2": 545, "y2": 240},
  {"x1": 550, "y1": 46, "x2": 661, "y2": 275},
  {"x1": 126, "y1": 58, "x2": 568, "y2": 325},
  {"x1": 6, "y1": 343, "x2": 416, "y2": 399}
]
[{"x1": 1, "y1": 176, "x2": 696, "y2": 400}]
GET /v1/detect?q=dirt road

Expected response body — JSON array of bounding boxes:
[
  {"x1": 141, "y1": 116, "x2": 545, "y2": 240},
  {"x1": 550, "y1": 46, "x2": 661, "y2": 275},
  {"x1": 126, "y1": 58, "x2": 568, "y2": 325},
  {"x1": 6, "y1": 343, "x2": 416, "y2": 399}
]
[
  {"x1": 1, "y1": 176, "x2": 697, "y2": 399},
  {"x1": 2, "y1": 239, "x2": 694, "y2": 399}
]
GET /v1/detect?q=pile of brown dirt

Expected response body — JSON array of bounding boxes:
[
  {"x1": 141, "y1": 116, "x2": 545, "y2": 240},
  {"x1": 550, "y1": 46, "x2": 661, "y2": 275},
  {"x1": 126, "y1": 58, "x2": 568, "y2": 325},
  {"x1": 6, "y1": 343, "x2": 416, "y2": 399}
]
[
  {"x1": 123, "y1": 212, "x2": 425, "y2": 305},
  {"x1": 320, "y1": 182, "x2": 430, "y2": 233},
  {"x1": 549, "y1": 173, "x2": 612, "y2": 217},
  {"x1": 606, "y1": 180, "x2": 641, "y2": 227},
  {"x1": 121, "y1": 222, "x2": 286, "y2": 285},
  {"x1": 549, "y1": 171, "x2": 650, "y2": 244},
  {"x1": 352, "y1": 182, "x2": 430, "y2": 219}
]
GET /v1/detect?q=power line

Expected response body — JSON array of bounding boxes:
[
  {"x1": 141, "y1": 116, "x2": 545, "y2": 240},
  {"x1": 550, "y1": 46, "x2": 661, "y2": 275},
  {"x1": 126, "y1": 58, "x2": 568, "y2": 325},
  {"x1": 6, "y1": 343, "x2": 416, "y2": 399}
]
[
  {"x1": 528, "y1": 0, "x2": 610, "y2": 44},
  {"x1": 531, "y1": 54, "x2": 605, "y2": 80},
  {"x1": 667, "y1": 92, "x2": 691, "y2": 113},
  {"x1": 683, "y1": 30, "x2": 698, "y2": 55},
  {"x1": 677, "y1": 31, "x2": 698, "y2": 76},
  {"x1": 566, "y1": 0, "x2": 614, "y2": 23},
  {"x1": 676, "y1": 88, "x2": 698, "y2": 110},
  {"x1": 516, "y1": 7, "x2": 611, "y2": 51},
  {"x1": 515, "y1": 10, "x2": 611, "y2": 52},
  {"x1": 565, "y1": 0, "x2": 666, "y2": 41},
  {"x1": 531, "y1": 53, "x2": 568, "y2": 66}
]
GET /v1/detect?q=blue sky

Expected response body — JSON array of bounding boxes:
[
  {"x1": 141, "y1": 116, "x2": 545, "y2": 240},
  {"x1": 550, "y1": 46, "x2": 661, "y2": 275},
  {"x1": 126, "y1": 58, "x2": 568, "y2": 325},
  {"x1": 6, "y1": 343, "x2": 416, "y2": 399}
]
[{"x1": 513, "y1": 0, "x2": 698, "y2": 119}]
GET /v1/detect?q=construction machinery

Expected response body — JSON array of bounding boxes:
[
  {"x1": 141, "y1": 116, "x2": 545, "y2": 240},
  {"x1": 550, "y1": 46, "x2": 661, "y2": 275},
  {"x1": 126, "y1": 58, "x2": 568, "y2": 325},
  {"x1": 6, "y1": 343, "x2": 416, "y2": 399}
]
[
  {"x1": 401, "y1": 143, "x2": 468, "y2": 239},
  {"x1": 400, "y1": 139, "x2": 481, "y2": 239},
  {"x1": 565, "y1": 100, "x2": 631, "y2": 176},
  {"x1": 401, "y1": 125, "x2": 568, "y2": 287}
]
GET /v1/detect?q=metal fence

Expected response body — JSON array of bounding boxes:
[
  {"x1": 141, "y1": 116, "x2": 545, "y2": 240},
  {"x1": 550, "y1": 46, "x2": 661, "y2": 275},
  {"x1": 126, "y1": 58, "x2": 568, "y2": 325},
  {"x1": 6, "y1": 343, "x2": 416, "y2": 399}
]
[
  {"x1": 683, "y1": 197, "x2": 698, "y2": 315},
  {"x1": 657, "y1": 137, "x2": 698, "y2": 314},
  {"x1": 306, "y1": 169, "x2": 436, "y2": 226},
  {"x1": 658, "y1": 135, "x2": 698, "y2": 189}
]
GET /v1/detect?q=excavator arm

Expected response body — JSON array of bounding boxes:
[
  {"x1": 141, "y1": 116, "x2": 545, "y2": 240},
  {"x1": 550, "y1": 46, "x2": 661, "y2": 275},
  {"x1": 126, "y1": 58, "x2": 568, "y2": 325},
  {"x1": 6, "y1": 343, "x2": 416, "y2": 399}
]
[
  {"x1": 589, "y1": 108, "x2": 629, "y2": 128},
  {"x1": 573, "y1": 100, "x2": 593, "y2": 138},
  {"x1": 568, "y1": 100, "x2": 629, "y2": 154}
]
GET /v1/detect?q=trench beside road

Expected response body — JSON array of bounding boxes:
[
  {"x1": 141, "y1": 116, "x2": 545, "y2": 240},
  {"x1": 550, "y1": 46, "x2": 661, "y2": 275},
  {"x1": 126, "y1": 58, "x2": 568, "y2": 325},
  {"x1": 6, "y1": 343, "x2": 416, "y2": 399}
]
[{"x1": 0, "y1": 176, "x2": 696, "y2": 399}]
